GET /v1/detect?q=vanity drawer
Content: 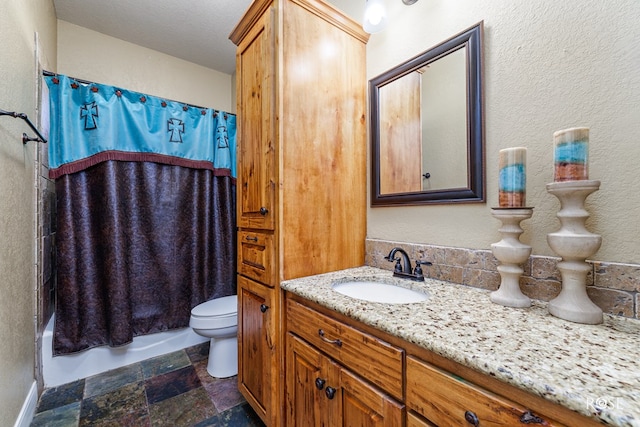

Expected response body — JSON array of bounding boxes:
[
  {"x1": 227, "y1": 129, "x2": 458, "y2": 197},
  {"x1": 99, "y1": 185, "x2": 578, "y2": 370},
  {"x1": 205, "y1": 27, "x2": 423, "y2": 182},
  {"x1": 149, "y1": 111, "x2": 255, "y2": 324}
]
[
  {"x1": 406, "y1": 356, "x2": 560, "y2": 427},
  {"x1": 238, "y1": 230, "x2": 275, "y2": 286},
  {"x1": 286, "y1": 298, "x2": 403, "y2": 400}
]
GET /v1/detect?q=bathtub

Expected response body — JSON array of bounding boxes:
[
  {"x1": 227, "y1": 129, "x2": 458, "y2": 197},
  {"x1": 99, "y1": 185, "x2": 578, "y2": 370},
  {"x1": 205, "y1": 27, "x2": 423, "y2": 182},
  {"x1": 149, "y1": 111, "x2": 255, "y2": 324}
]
[{"x1": 42, "y1": 315, "x2": 208, "y2": 387}]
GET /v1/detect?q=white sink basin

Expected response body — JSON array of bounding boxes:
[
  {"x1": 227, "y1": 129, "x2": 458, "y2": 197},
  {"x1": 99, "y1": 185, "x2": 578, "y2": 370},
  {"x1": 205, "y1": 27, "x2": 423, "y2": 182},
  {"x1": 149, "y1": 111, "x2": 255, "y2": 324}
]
[{"x1": 332, "y1": 281, "x2": 428, "y2": 304}]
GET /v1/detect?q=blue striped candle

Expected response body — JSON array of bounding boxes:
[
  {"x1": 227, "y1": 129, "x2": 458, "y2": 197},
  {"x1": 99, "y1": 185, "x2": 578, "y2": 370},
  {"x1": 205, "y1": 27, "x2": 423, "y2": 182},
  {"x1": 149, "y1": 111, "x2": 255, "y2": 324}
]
[
  {"x1": 499, "y1": 147, "x2": 526, "y2": 207},
  {"x1": 554, "y1": 127, "x2": 589, "y2": 181}
]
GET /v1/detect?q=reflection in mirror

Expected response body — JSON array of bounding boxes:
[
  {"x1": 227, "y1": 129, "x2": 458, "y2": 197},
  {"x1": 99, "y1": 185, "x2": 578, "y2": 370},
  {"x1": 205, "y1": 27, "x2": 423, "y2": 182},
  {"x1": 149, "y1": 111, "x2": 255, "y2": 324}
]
[
  {"x1": 421, "y1": 48, "x2": 467, "y2": 191},
  {"x1": 371, "y1": 22, "x2": 484, "y2": 206}
]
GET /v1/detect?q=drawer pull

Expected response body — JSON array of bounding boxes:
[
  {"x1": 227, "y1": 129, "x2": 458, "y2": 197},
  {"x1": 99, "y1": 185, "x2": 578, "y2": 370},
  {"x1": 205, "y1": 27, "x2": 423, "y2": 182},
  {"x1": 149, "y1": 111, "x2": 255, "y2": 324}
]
[
  {"x1": 318, "y1": 329, "x2": 342, "y2": 347},
  {"x1": 245, "y1": 236, "x2": 258, "y2": 242},
  {"x1": 315, "y1": 377, "x2": 326, "y2": 390},
  {"x1": 260, "y1": 304, "x2": 269, "y2": 313},
  {"x1": 520, "y1": 411, "x2": 544, "y2": 424},
  {"x1": 260, "y1": 207, "x2": 268, "y2": 215},
  {"x1": 325, "y1": 386, "x2": 336, "y2": 399},
  {"x1": 464, "y1": 410, "x2": 479, "y2": 426}
]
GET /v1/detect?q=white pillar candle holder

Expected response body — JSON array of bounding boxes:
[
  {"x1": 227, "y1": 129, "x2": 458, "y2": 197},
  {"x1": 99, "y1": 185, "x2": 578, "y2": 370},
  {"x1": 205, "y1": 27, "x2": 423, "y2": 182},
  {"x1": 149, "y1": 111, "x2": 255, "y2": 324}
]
[
  {"x1": 490, "y1": 208, "x2": 533, "y2": 308},
  {"x1": 546, "y1": 180, "x2": 602, "y2": 324}
]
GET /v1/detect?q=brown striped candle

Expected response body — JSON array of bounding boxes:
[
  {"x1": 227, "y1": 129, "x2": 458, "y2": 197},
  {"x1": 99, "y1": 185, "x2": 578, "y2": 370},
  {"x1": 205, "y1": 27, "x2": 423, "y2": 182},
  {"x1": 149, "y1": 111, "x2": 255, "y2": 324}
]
[
  {"x1": 499, "y1": 147, "x2": 527, "y2": 207},
  {"x1": 554, "y1": 127, "x2": 589, "y2": 181}
]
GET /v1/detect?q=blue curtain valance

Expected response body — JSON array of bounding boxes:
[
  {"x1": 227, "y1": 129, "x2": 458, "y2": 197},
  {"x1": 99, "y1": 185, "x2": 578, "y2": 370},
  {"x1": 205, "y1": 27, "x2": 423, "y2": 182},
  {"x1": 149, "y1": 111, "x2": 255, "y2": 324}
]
[{"x1": 45, "y1": 75, "x2": 236, "y2": 179}]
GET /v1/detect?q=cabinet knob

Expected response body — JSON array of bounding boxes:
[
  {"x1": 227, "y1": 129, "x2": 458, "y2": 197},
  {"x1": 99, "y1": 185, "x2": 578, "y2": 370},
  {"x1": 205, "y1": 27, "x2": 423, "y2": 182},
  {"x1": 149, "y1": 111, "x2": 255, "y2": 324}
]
[
  {"x1": 464, "y1": 410, "x2": 479, "y2": 426},
  {"x1": 259, "y1": 207, "x2": 268, "y2": 215},
  {"x1": 245, "y1": 235, "x2": 258, "y2": 242},
  {"x1": 520, "y1": 411, "x2": 544, "y2": 424},
  {"x1": 315, "y1": 378, "x2": 326, "y2": 390},
  {"x1": 318, "y1": 329, "x2": 342, "y2": 347},
  {"x1": 325, "y1": 386, "x2": 336, "y2": 400},
  {"x1": 260, "y1": 304, "x2": 269, "y2": 313}
]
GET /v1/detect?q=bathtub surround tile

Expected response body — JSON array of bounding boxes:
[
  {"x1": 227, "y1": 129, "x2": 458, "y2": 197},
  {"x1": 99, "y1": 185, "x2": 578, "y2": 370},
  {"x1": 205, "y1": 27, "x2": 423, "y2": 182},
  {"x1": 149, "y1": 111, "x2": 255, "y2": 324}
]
[{"x1": 367, "y1": 238, "x2": 640, "y2": 320}]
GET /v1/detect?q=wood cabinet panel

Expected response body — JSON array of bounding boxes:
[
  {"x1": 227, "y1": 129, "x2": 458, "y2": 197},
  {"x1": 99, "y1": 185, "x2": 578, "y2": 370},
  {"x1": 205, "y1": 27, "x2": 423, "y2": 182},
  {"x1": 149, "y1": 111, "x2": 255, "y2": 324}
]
[
  {"x1": 236, "y1": 7, "x2": 276, "y2": 232},
  {"x1": 238, "y1": 230, "x2": 275, "y2": 286},
  {"x1": 286, "y1": 332, "x2": 403, "y2": 427},
  {"x1": 279, "y1": 0, "x2": 367, "y2": 281},
  {"x1": 407, "y1": 411, "x2": 437, "y2": 427},
  {"x1": 340, "y1": 368, "x2": 404, "y2": 427},
  {"x1": 287, "y1": 298, "x2": 403, "y2": 400},
  {"x1": 232, "y1": 1, "x2": 369, "y2": 424},
  {"x1": 286, "y1": 333, "x2": 337, "y2": 427},
  {"x1": 237, "y1": 275, "x2": 276, "y2": 425},
  {"x1": 406, "y1": 355, "x2": 560, "y2": 427}
]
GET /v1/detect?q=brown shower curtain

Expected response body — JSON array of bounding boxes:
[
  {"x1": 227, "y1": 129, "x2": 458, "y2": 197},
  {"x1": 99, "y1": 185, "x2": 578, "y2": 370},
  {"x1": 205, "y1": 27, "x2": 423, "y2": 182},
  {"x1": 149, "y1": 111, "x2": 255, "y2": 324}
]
[{"x1": 53, "y1": 160, "x2": 236, "y2": 355}]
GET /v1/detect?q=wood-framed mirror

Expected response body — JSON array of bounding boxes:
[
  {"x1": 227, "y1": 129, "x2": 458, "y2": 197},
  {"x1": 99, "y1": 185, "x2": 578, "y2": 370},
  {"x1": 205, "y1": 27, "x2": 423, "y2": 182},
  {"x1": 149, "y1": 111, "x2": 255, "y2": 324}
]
[{"x1": 370, "y1": 21, "x2": 485, "y2": 206}]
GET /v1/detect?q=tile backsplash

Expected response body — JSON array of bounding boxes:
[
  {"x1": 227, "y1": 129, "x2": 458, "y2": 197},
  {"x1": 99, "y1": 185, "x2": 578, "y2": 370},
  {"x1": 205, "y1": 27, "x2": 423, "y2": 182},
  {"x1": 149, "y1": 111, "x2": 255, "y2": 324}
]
[{"x1": 366, "y1": 238, "x2": 639, "y2": 319}]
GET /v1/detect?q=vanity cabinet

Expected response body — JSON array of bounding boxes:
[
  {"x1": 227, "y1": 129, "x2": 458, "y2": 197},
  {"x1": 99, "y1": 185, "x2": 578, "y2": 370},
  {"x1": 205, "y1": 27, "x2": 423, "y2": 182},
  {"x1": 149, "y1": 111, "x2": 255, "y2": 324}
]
[
  {"x1": 230, "y1": 0, "x2": 368, "y2": 425},
  {"x1": 286, "y1": 300, "x2": 404, "y2": 426},
  {"x1": 285, "y1": 293, "x2": 604, "y2": 427}
]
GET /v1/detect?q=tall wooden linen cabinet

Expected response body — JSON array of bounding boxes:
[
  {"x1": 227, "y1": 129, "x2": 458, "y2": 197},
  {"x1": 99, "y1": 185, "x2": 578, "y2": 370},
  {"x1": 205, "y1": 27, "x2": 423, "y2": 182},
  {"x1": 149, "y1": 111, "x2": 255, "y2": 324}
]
[{"x1": 229, "y1": 1, "x2": 369, "y2": 425}]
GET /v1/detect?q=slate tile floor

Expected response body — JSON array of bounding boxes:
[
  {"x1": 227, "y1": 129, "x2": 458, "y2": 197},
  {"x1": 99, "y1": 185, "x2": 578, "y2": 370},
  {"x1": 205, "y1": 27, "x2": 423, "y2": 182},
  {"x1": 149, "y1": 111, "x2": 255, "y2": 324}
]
[{"x1": 31, "y1": 342, "x2": 265, "y2": 427}]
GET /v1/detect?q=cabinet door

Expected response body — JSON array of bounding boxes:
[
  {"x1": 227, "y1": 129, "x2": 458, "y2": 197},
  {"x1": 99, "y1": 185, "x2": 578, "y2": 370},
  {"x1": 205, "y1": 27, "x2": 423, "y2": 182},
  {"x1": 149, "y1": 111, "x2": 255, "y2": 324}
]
[
  {"x1": 237, "y1": 275, "x2": 276, "y2": 425},
  {"x1": 286, "y1": 334, "x2": 339, "y2": 427},
  {"x1": 236, "y1": 7, "x2": 276, "y2": 231},
  {"x1": 286, "y1": 333, "x2": 403, "y2": 427},
  {"x1": 339, "y1": 368, "x2": 404, "y2": 427}
]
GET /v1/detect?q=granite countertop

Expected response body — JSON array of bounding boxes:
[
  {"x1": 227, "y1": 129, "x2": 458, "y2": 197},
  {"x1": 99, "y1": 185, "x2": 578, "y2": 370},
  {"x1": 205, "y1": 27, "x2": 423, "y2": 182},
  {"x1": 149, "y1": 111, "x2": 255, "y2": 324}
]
[{"x1": 280, "y1": 266, "x2": 640, "y2": 427}]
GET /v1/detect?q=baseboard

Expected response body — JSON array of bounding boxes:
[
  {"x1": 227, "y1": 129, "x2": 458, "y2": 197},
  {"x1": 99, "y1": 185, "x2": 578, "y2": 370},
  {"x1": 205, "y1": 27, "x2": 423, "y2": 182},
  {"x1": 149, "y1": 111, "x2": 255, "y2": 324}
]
[{"x1": 13, "y1": 381, "x2": 37, "y2": 427}]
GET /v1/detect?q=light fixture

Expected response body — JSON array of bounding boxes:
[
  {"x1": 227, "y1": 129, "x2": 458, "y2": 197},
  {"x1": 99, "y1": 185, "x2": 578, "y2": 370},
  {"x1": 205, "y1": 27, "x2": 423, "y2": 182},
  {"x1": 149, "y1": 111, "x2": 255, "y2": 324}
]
[
  {"x1": 363, "y1": 0, "x2": 420, "y2": 34},
  {"x1": 363, "y1": 0, "x2": 387, "y2": 34}
]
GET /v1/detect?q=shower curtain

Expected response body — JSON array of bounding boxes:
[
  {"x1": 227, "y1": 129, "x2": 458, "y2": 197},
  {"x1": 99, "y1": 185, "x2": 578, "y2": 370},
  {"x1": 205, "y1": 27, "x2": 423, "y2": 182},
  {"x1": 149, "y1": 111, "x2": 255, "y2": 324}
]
[{"x1": 46, "y1": 75, "x2": 237, "y2": 355}]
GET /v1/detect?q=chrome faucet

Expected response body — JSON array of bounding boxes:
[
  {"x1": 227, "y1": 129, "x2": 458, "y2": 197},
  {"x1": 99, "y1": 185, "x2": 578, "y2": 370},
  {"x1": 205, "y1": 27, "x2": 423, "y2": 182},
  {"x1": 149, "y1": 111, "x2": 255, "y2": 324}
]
[{"x1": 384, "y1": 247, "x2": 432, "y2": 281}]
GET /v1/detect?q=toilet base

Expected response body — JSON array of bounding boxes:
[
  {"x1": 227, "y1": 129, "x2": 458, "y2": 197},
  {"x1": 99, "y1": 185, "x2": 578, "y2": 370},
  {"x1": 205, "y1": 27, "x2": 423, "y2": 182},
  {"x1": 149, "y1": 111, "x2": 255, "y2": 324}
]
[{"x1": 207, "y1": 336, "x2": 238, "y2": 378}]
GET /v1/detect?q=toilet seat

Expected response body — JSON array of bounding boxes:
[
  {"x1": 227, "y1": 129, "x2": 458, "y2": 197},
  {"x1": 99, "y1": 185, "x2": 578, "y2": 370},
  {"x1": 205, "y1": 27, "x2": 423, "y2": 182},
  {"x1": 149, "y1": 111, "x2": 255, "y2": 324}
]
[{"x1": 190, "y1": 295, "x2": 237, "y2": 330}]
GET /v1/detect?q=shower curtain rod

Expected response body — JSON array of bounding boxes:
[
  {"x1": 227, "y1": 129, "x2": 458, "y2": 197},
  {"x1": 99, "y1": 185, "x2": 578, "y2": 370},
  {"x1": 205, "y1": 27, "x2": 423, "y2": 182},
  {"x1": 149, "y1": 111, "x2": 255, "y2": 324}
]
[
  {"x1": 0, "y1": 108, "x2": 47, "y2": 144},
  {"x1": 42, "y1": 70, "x2": 236, "y2": 116}
]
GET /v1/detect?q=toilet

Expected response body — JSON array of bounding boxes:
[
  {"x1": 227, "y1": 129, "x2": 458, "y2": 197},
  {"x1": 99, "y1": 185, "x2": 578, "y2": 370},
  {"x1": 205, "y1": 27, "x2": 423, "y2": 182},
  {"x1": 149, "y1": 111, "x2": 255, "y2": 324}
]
[{"x1": 189, "y1": 294, "x2": 238, "y2": 378}]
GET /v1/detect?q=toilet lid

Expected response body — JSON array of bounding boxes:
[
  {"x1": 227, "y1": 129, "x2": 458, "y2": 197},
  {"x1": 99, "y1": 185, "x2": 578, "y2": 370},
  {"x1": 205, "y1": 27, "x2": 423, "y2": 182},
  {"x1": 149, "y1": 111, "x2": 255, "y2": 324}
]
[{"x1": 191, "y1": 295, "x2": 237, "y2": 317}]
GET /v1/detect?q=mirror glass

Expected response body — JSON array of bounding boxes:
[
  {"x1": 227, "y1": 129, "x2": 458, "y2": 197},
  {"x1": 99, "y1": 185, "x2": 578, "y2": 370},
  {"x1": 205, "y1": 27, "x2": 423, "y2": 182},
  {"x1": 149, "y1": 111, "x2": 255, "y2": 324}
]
[{"x1": 371, "y1": 22, "x2": 484, "y2": 206}]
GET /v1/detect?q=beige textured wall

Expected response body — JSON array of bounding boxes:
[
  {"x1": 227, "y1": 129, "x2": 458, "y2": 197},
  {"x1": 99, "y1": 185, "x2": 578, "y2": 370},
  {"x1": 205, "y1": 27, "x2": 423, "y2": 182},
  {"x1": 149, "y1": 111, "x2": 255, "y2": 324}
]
[
  {"x1": 57, "y1": 20, "x2": 233, "y2": 112},
  {"x1": 365, "y1": 0, "x2": 640, "y2": 264},
  {"x1": 0, "y1": 1, "x2": 57, "y2": 424}
]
